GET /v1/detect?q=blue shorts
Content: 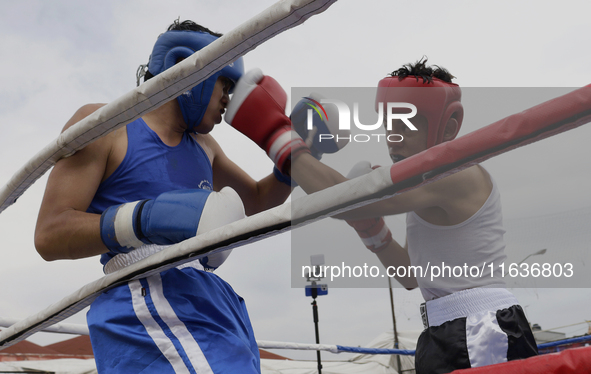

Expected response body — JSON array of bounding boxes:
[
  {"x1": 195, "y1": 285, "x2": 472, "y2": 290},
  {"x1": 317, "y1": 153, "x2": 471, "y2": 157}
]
[{"x1": 87, "y1": 266, "x2": 260, "y2": 373}]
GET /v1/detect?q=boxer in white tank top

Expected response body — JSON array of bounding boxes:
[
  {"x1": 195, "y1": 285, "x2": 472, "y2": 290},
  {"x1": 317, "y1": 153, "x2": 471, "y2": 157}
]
[{"x1": 289, "y1": 58, "x2": 538, "y2": 373}]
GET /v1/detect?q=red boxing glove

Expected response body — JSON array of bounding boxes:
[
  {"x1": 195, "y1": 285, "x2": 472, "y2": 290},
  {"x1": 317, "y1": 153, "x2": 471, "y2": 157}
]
[{"x1": 225, "y1": 68, "x2": 310, "y2": 174}]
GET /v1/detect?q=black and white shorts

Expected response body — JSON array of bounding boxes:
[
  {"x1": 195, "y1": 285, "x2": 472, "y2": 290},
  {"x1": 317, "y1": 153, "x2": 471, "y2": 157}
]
[{"x1": 415, "y1": 288, "x2": 538, "y2": 374}]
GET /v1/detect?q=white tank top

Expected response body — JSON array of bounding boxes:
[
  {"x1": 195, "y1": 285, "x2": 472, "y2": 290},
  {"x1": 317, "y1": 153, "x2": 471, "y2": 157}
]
[{"x1": 407, "y1": 170, "x2": 507, "y2": 301}]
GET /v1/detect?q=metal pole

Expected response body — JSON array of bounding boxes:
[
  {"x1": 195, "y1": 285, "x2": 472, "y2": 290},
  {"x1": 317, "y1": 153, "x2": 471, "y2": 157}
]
[
  {"x1": 311, "y1": 288, "x2": 322, "y2": 374},
  {"x1": 388, "y1": 278, "x2": 402, "y2": 373}
]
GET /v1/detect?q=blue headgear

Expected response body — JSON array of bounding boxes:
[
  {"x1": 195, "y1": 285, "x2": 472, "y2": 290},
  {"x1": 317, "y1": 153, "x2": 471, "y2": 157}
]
[{"x1": 147, "y1": 30, "x2": 244, "y2": 132}]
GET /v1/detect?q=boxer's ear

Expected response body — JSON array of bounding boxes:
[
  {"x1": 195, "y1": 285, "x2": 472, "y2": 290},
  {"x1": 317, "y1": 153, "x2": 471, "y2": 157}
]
[{"x1": 442, "y1": 117, "x2": 459, "y2": 142}]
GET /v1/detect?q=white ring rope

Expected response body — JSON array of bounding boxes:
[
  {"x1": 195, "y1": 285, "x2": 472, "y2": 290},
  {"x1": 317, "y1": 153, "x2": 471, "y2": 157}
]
[
  {"x1": 0, "y1": 0, "x2": 337, "y2": 215},
  {"x1": 0, "y1": 318, "x2": 411, "y2": 356},
  {"x1": 0, "y1": 317, "x2": 89, "y2": 336},
  {"x1": 257, "y1": 340, "x2": 341, "y2": 354},
  {"x1": 3, "y1": 316, "x2": 589, "y2": 357}
]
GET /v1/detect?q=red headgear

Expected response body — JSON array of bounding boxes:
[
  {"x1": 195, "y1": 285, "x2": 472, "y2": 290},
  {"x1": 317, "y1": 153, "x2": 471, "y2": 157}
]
[{"x1": 375, "y1": 76, "x2": 464, "y2": 148}]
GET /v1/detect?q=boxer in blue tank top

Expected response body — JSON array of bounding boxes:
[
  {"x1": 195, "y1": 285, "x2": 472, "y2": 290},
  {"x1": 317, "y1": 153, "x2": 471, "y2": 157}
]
[
  {"x1": 87, "y1": 119, "x2": 215, "y2": 266},
  {"x1": 86, "y1": 118, "x2": 260, "y2": 373},
  {"x1": 35, "y1": 20, "x2": 295, "y2": 374}
]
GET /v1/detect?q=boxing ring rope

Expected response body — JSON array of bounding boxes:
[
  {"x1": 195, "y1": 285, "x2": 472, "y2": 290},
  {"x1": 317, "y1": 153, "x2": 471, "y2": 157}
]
[
  {"x1": 537, "y1": 335, "x2": 591, "y2": 350},
  {"x1": 0, "y1": 0, "x2": 337, "y2": 215},
  {"x1": 1, "y1": 83, "x2": 591, "y2": 351},
  {"x1": 259, "y1": 334, "x2": 591, "y2": 355},
  {"x1": 259, "y1": 334, "x2": 591, "y2": 356},
  {"x1": 0, "y1": 317, "x2": 90, "y2": 337},
  {"x1": 258, "y1": 340, "x2": 417, "y2": 355},
  {"x1": 2, "y1": 314, "x2": 589, "y2": 357}
]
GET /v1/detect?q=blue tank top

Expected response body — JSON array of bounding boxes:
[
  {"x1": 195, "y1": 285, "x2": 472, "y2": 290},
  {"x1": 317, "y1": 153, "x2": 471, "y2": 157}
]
[{"x1": 87, "y1": 118, "x2": 213, "y2": 265}]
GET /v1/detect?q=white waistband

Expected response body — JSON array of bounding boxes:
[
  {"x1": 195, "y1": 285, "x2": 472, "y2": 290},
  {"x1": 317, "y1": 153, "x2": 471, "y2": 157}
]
[
  {"x1": 104, "y1": 244, "x2": 204, "y2": 274},
  {"x1": 423, "y1": 288, "x2": 519, "y2": 328}
]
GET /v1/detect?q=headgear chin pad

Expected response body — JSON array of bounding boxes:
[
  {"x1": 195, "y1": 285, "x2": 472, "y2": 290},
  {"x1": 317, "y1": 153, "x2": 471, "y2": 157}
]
[
  {"x1": 147, "y1": 30, "x2": 244, "y2": 132},
  {"x1": 375, "y1": 76, "x2": 463, "y2": 148}
]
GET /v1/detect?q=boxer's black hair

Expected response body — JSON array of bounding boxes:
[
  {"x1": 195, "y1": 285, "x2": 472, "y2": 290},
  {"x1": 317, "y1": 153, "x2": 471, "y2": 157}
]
[
  {"x1": 390, "y1": 57, "x2": 455, "y2": 84},
  {"x1": 166, "y1": 19, "x2": 222, "y2": 37}
]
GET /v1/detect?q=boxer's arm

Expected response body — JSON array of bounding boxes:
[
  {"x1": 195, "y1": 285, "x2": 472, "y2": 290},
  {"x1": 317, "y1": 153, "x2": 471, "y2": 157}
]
[
  {"x1": 207, "y1": 135, "x2": 292, "y2": 216},
  {"x1": 291, "y1": 152, "x2": 459, "y2": 220},
  {"x1": 35, "y1": 104, "x2": 111, "y2": 261},
  {"x1": 375, "y1": 240, "x2": 418, "y2": 290}
]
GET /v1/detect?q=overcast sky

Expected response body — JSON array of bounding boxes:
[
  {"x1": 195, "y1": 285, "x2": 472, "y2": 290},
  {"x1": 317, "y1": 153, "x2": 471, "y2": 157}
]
[{"x1": 1, "y1": 0, "x2": 591, "y2": 362}]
